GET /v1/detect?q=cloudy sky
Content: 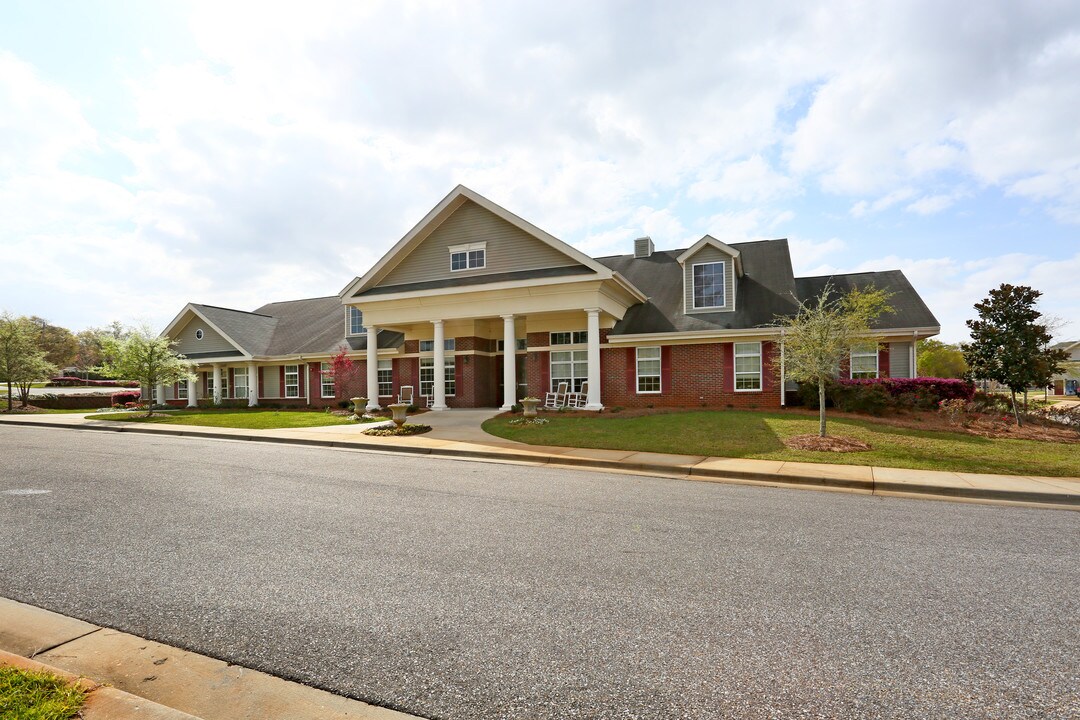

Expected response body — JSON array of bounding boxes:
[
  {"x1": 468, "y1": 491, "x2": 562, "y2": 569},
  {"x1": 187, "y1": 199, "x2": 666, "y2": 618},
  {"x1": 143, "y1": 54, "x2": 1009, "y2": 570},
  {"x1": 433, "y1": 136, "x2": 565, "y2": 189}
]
[{"x1": 2, "y1": 0, "x2": 1078, "y2": 341}]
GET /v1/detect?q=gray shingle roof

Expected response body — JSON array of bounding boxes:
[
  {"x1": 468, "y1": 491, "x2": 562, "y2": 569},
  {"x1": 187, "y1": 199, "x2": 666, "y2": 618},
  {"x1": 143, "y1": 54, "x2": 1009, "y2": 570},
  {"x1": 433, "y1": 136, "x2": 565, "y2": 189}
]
[
  {"x1": 794, "y1": 271, "x2": 940, "y2": 330},
  {"x1": 190, "y1": 304, "x2": 278, "y2": 355},
  {"x1": 355, "y1": 265, "x2": 595, "y2": 297}
]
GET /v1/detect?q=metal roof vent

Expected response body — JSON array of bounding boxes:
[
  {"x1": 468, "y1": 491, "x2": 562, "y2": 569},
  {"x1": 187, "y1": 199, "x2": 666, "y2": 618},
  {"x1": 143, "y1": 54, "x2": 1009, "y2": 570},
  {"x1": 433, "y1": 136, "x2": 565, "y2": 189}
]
[{"x1": 634, "y1": 236, "x2": 654, "y2": 258}]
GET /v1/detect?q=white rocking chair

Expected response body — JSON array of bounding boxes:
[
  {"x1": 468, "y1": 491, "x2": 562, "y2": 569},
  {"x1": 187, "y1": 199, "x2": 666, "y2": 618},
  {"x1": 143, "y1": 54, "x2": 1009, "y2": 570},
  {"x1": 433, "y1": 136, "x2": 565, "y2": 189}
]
[
  {"x1": 565, "y1": 381, "x2": 588, "y2": 409},
  {"x1": 398, "y1": 385, "x2": 414, "y2": 405},
  {"x1": 544, "y1": 381, "x2": 569, "y2": 408}
]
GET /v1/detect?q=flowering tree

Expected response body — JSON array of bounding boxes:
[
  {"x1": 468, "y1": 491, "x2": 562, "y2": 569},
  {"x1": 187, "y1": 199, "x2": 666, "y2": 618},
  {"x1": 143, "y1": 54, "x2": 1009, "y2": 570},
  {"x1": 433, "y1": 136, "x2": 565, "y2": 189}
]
[
  {"x1": 0, "y1": 313, "x2": 57, "y2": 411},
  {"x1": 326, "y1": 346, "x2": 363, "y2": 399},
  {"x1": 773, "y1": 283, "x2": 892, "y2": 437},
  {"x1": 98, "y1": 325, "x2": 195, "y2": 416}
]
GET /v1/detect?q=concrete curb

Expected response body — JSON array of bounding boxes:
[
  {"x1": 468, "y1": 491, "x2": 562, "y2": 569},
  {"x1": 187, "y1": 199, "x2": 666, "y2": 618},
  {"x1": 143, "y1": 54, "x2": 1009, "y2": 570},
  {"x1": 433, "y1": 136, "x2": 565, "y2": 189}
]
[
  {"x1": 0, "y1": 648, "x2": 201, "y2": 719},
  {"x1": 2, "y1": 417, "x2": 1077, "y2": 508},
  {"x1": 0, "y1": 597, "x2": 425, "y2": 720}
]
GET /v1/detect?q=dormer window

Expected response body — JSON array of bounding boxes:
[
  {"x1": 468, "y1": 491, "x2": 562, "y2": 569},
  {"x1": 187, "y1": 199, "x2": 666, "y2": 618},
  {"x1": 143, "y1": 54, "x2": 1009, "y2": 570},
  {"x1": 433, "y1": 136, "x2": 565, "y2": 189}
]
[
  {"x1": 348, "y1": 307, "x2": 363, "y2": 335},
  {"x1": 692, "y1": 261, "x2": 725, "y2": 309},
  {"x1": 449, "y1": 242, "x2": 486, "y2": 271}
]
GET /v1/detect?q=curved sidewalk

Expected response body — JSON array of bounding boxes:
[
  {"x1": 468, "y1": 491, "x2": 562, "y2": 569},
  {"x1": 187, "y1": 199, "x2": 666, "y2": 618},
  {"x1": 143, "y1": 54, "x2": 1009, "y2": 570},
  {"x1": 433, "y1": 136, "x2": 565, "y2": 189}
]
[{"x1": 1, "y1": 410, "x2": 1076, "y2": 509}]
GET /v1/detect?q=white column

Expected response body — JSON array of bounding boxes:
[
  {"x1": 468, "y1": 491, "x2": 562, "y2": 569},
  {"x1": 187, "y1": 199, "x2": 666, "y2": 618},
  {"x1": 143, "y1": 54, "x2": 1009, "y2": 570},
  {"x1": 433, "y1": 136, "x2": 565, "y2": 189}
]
[
  {"x1": 212, "y1": 364, "x2": 222, "y2": 405},
  {"x1": 432, "y1": 320, "x2": 447, "y2": 410},
  {"x1": 155, "y1": 382, "x2": 165, "y2": 408},
  {"x1": 248, "y1": 362, "x2": 258, "y2": 407},
  {"x1": 585, "y1": 308, "x2": 603, "y2": 411},
  {"x1": 366, "y1": 326, "x2": 380, "y2": 411},
  {"x1": 187, "y1": 375, "x2": 198, "y2": 407},
  {"x1": 501, "y1": 314, "x2": 516, "y2": 411}
]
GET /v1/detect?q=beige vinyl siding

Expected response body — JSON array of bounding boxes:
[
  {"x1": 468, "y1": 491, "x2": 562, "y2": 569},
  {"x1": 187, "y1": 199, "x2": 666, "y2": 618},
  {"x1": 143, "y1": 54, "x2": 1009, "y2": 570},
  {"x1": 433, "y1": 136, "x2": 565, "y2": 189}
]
[
  {"x1": 379, "y1": 200, "x2": 583, "y2": 287},
  {"x1": 261, "y1": 366, "x2": 281, "y2": 399},
  {"x1": 683, "y1": 245, "x2": 736, "y2": 314},
  {"x1": 890, "y1": 341, "x2": 913, "y2": 378},
  {"x1": 172, "y1": 318, "x2": 237, "y2": 355}
]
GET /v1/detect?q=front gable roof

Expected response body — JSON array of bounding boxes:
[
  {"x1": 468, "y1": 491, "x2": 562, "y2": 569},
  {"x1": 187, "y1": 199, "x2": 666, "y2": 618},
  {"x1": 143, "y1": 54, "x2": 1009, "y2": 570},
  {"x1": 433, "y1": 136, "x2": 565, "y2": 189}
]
[
  {"x1": 340, "y1": 185, "x2": 619, "y2": 299},
  {"x1": 161, "y1": 304, "x2": 276, "y2": 358}
]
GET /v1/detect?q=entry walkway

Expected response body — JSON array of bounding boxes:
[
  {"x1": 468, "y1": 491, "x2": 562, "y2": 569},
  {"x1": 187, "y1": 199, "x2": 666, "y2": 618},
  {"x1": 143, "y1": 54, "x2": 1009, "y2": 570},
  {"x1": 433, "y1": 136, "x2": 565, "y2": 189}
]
[{"x1": 0, "y1": 410, "x2": 1076, "y2": 508}]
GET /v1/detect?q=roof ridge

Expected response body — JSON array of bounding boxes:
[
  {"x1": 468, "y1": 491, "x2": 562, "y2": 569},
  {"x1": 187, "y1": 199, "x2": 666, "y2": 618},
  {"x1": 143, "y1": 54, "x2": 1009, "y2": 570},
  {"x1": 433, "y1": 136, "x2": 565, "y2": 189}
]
[
  {"x1": 258, "y1": 295, "x2": 339, "y2": 305},
  {"x1": 193, "y1": 303, "x2": 275, "y2": 318},
  {"x1": 795, "y1": 269, "x2": 901, "y2": 280}
]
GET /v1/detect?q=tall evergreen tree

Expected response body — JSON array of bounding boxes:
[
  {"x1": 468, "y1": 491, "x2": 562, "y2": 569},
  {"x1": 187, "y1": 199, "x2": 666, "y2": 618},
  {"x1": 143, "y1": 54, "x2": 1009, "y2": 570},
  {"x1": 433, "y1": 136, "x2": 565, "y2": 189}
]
[{"x1": 962, "y1": 284, "x2": 1066, "y2": 426}]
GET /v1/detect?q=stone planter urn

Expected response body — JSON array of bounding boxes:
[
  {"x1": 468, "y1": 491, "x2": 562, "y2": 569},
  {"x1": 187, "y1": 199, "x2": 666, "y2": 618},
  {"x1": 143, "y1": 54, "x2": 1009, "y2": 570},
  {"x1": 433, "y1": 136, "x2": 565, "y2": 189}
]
[
  {"x1": 351, "y1": 397, "x2": 367, "y2": 414},
  {"x1": 388, "y1": 402, "x2": 409, "y2": 427},
  {"x1": 521, "y1": 397, "x2": 540, "y2": 417}
]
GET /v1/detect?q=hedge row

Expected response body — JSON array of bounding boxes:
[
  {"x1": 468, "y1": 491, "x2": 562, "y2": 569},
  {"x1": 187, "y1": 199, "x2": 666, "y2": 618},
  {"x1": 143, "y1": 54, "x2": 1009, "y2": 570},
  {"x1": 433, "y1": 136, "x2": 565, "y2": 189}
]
[
  {"x1": 111, "y1": 390, "x2": 141, "y2": 405},
  {"x1": 837, "y1": 377, "x2": 975, "y2": 401},
  {"x1": 50, "y1": 377, "x2": 140, "y2": 388}
]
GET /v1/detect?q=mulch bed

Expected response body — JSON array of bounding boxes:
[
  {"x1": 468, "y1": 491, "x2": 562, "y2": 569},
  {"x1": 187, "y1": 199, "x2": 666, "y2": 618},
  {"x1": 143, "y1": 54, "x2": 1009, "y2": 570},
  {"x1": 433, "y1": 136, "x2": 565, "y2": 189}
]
[
  {"x1": 362, "y1": 423, "x2": 432, "y2": 437},
  {"x1": 0, "y1": 404, "x2": 47, "y2": 414},
  {"x1": 784, "y1": 434, "x2": 872, "y2": 453}
]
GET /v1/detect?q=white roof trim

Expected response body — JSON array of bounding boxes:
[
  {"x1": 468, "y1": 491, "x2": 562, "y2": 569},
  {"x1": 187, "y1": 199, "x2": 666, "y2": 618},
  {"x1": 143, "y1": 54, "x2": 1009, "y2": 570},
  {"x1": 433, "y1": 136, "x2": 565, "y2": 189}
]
[
  {"x1": 676, "y1": 235, "x2": 744, "y2": 277},
  {"x1": 160, "y1": 303, "x2": 252, "y2": 359},
  {"x1": 341, "y1": 185, "x2": 613, "y2": 299}
]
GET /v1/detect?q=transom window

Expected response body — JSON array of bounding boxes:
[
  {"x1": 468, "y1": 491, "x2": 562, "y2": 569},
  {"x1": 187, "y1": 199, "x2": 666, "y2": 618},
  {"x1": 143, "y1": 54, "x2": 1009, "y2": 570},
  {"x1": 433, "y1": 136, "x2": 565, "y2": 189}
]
[
  {"x1": 550, "y1": 331, "x2": 587, "y2": 346},
  {"x1": 420, "y1": 357, "x2": 455, "y2": 397},
  {"x1": 693, "y1": 262, "x2": 726, "y2": 309},
  {"x1": 348, "y1": 307, "x2": 363, "y2": 336},
  {"x1": 284, "y1": 364, "x2": 300, "y2": 398},
  {"x1": 734, "y1": 342, "x2": 762, "y2": 391},
  {"x1": 851, "y1": 344, "x2": 879, "y2": 379},
  {"x1": 636, "y1": 347, "x2": 661, "y2": 393},
  {"x1": 449, "y1": 242, "x2": 486, "y2": 271},
  {"x1": 497, "y1": 338, "x2": 527, "y2": 351},
  {"x1": 377, "y1": 359, "x2": 392, "y2": 397},
  {"x1": 419, "y1": 338, "x2": 455, "y2": 352},
  {"x1": 551, "y1": 350, "x2": 587, "y2": 392},
  {"x1": 321, "y1": 362, "x2": 334, "y2": 398}
]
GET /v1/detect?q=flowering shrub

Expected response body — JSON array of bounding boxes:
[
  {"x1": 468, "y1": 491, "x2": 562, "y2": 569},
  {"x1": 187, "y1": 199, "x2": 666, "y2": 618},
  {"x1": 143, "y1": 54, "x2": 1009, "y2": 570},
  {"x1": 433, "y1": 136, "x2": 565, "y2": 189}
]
[
  {"x1": 508, "y1": 417, "x2": 550, "y2": 426},
  {"x1": 839, "y1": 377, "x2": 975, "y2": 402},
  {"x1": 111, "y1": 390, "x2": 141, "y2": 405},
  {"x1": 937, "y1": 398, "x2": 970, "y2": 425},
  {"x1": 51, "y1": 377, "x2": 138, "y2": 387}
]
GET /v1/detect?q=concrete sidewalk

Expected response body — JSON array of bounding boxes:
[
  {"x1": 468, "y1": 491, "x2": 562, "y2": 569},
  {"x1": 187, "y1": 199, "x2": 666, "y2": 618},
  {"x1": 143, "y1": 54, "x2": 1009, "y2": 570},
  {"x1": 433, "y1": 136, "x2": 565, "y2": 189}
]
[
  {"x1": 1, "y1": 410, "x2": 1077, "y2": 508},
  {"x1": 0, "y1": 597, "x2": 422, "y2": 720}
]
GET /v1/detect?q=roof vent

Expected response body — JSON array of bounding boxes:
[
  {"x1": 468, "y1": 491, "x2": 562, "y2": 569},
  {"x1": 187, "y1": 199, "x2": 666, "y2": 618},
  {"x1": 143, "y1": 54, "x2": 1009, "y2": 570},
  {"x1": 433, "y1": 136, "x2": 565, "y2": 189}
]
[{"x1": 634, "y1": 236, "x2": 654, "y2": 258}]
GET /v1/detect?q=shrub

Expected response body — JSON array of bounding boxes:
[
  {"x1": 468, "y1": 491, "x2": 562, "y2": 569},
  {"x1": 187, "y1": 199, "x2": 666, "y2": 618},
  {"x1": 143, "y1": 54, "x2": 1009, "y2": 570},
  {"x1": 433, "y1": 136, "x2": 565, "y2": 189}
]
[
  {"x1": 111, "y1": 390, "x2": 141, "y2": 405},
  {"x1": 833, "y1": 381, "x2": 893, "y2": 415}
]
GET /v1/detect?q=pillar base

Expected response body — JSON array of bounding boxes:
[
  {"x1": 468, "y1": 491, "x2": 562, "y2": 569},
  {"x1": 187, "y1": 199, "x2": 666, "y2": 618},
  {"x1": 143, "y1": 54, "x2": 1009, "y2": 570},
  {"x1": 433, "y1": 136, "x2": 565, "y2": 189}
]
[{"x1": 584, "y1": 403, "x2": 604, "y2": 412}]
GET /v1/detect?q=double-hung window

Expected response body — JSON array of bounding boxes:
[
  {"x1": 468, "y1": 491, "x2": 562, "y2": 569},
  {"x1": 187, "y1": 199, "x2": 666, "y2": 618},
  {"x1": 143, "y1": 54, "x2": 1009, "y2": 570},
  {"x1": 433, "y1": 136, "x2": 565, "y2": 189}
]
[
  {"x1": 850, "y1": 344, "x2": 879, "y2": 379},
  {"x1": 692, "y1": 262, "x2": 725, "y2": 309},
  {"x1": 636, "y1": 347, "x2": 661, "y2": 393},
  {"x1": 320, "y1": 362, "x2": 334, "y2": 398},
  {"x1": 233, "y1": 368, "x2": 248, "y2": 400},
  {"x1": 550, "y1": 350, "x2": 588, "y2": 392},
  {"x1": 348, "y1": 307, "x2": 363, "y2": 336},
  {"x1": 420, "y1": 357, "x2": 455, "y2": 397},
  {"x1": 284, "y1": 365, "x2": 300, "y2": 398},
  {"x1": 734, "y1": 342, "x2": 762, "y2": 391},
  {"x1": 177, "y1": 380, "x2": 188, "y2": 400},
  {"x1": 377, "y1": 359, "x2": 392, "y2": 397},
  {"x1": 449, "y1": 242, "x2": 486, "y2": 271}
]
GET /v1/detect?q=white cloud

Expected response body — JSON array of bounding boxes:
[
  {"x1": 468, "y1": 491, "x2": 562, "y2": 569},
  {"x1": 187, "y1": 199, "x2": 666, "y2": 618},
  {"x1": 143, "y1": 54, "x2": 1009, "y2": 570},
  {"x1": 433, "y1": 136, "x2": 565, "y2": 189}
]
[
  {"x1": 905, "y1": 194, "x2": 957, "y2": 215},
  {"x1": 850, "y1": 188, "x2": 916, "y2": 217},
  {"x1": 689, "y1": 155, "x2": 794, "y2": 203}
]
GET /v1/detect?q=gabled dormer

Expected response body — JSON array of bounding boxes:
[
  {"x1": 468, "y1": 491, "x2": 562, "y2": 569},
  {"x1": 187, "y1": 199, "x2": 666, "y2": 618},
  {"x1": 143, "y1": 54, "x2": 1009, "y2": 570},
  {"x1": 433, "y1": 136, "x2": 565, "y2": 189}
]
[{"x1": 676, "y1": 235, "x2": 744, "y2": 315}]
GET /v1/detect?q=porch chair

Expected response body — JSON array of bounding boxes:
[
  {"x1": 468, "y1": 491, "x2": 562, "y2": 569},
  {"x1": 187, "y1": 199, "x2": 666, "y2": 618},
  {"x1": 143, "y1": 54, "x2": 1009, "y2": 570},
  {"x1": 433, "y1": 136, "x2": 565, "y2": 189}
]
[
  {"x1": 398, "y1": 385, "x2": 414, "y2": 405},
  {"x1": 565, "y1": 381, "x2": 588, "y2": 409},
  {"x1": 544, "y1": 381, "x2": 569, "y2": 409}
]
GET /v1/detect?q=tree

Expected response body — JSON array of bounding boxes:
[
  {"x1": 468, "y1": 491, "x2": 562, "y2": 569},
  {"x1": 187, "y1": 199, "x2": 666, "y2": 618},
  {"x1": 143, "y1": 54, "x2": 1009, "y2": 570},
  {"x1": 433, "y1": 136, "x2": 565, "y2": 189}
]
[
  {"x1": 774, "y1": 283, "x2": 892, "y2": 437},
  {"x1": 917, "y1": 339, "x2": 968, "y2": 378},
  {"x1": 28, "y1": 316, "x2": 77, "y2": 369},
  {"x1": 962, "y1": 284, "x2": 1066, "y2": 426},
  {"x1": 0, "y1": 313, "x2": 56, "y2": 411},
  {"x1": 98, "y1": 325, "x2": 196, "y2": 416},
  {"x1": 326, "y1": 346, "x2": 362, "y2": 399}
]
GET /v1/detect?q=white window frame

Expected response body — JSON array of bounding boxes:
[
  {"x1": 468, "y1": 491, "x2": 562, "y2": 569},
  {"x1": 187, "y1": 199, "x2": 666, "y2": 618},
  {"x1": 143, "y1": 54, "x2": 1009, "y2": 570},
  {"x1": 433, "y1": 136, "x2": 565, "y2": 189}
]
[
  {"x1": 692, "y1": 261, "x2": 726, "y2": 309},
  {"x1": 348, "y1": 307, "x2": 363, "y2": 336},
  {"x1": 176, "y1": 380, "x2": 188, "y2": 400},
  {"x1": 550, "y1": 330, "x2": 587, "y2": 346},
  {"x1": 449, "y1": 242, "x2": 487, "y2": 271},
  {"x1": 377, "y1": 359, "x2": 392, "y2": 397},
  {"x1": 419, "y1": 357, "x2": 455, "y2": 397},
  {"x1": 636, "y1": 347, "x2": 662, "y2": 394},
  {"x1": 550, "y1": 349, "x2": 588, "y2": 393},
  {"x1": 195, "y1": 328, "x2": 204, "y2": 340},
  {"x1": 320, "y1": 362, "x2": 335, "y2": 398},
  {"x1": 284, "y1": 364, "x2": 300, "y2": 398},
  {"x1": 419, "y1": 338, "x2": 454, "y2": 352},
  {"x1": 850, "y1": 344, "x2": 879, "y2": 379},
  {"x1": 233, "y1": 367, "x2": 248, "y2": 400},
  {"x1": 734, "y1": 341, "x2": 762, "y2": 392}
]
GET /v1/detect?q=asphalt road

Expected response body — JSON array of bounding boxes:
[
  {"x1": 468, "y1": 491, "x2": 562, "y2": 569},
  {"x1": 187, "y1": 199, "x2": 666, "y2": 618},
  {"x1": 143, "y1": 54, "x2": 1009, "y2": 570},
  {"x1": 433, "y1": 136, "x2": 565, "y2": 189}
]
[{"x1": 1, "y1": 426, "x2": 1077, "y2": 720}]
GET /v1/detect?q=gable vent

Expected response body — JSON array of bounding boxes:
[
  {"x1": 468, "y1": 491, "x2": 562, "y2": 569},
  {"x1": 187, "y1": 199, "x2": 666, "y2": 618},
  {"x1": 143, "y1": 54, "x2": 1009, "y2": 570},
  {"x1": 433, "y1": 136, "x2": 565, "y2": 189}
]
[{"x1": 634, "y1": 236, "x2": 654, "y2": 258}]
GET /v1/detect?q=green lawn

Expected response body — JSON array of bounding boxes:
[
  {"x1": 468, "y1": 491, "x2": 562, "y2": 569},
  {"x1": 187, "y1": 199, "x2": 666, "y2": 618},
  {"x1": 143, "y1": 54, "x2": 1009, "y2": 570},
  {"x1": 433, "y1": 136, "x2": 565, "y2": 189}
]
[
  {"x1": 0, "y1": 665, "x2": 86, "y2": 720},
  {"x1": 85, "y1": 409, "x2": 362, "y2": 430},
  {"x1": 482, "y1": 410, "x2": 1080, "y2": 477}
]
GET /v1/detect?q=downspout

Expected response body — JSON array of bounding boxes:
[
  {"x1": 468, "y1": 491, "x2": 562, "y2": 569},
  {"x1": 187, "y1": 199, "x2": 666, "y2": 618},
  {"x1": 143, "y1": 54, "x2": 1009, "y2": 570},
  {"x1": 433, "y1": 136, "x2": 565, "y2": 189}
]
[
  {"x1": 300, "y1": 355, "x2": 310, "y2": 405},
  {"x1": 911, "y1": 330, "x2": 918, "y2": 378}
]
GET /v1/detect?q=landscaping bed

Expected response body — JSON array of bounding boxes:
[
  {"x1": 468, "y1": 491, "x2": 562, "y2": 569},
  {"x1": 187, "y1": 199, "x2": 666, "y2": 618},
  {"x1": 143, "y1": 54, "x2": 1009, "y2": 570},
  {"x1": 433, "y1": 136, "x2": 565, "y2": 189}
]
[
  {"x1": 482, "y1": 408, "x2": 1080, "y2": 477},
  {"x1": 84, "y1": 408, "x2": 372, "y2": 430}
]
